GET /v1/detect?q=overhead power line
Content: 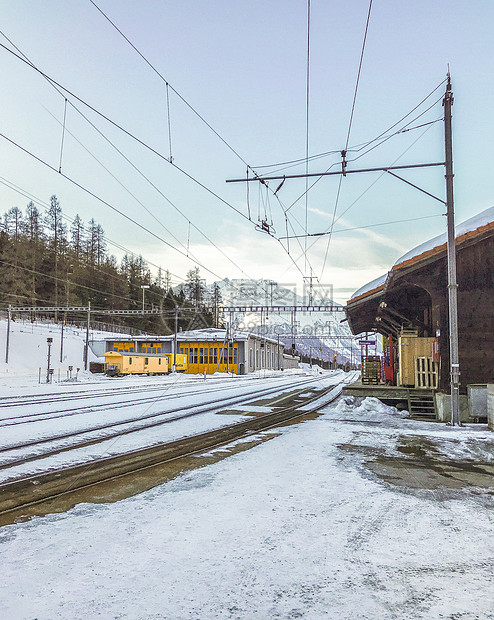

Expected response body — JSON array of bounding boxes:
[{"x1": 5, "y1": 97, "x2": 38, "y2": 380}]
[{"x1": 0, "y1": 41, "x2": 252, "y2": 226}]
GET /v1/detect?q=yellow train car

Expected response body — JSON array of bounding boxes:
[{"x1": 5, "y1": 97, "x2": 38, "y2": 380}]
[
  {"x1": 164, "y1": 353, "x2": 188, "y2": 372},
  {"x1": 104, "y1": 351, "x2": 169, "y2": 376}
]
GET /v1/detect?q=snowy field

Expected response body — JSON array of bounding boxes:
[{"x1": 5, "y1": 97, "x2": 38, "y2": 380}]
[{"x1": 2, "y1": 394, "x2": 494, "y2": 619}]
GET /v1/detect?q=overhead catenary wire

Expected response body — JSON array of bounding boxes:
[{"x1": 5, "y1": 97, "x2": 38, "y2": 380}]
[
  {"x1": 88, "y1": 0, "x2": 252, "y2": 170},
  {"x1": 344, "y1": 0, "x2": 373, "y2": 151},
  {"x1": 319, "y1": 0, "x2": 373, "y2": 282},
  {"x1": 278, "y1": 214, "x2": 443, "y2": 239},
  {"x1": 297, "y1": 123, "x2": 439, "y2": 264},
  {"x1": 0, "y1": 33, "x2": 272, "y2": 301},
  {"x1": 0, "y1": 130, "x2": 231, "y2": 283},
  {"x1": 0, "y1": 41, "x2": 253, "y2": 226},
  {"x1": 304, "y1": 0, "x2": 311, "y2": 274},
  {"x1": 0, "y1": 176, "x2": 184, "y2": 287},
  {"x1": 58, "y1": 98, "x2": 68, "y2": 174}
]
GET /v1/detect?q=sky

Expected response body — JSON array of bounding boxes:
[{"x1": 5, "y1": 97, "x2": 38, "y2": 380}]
[{"x1": 1, "y1": 0, "x2": 494, "y2": 304}]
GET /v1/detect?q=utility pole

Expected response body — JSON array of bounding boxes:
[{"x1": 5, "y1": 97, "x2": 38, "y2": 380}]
[
  {"x1": 60, "y1": 320, "x2": 64, "y2": 363},
  {"x1": 84, "y1": 302, "x2": 90, "y2": 371},
  {"x1": 267, "y1": 280, "x2": 277, "y2": 306},
  {"x1": 5, "y1": 305, "x2": 11, "y2": 364},
  {"x1": 443, "y1": 74, "x2": 461, "y2": 425},
  {"x1": 173, "y1": 306, "x2": 178, "y2": 372}
]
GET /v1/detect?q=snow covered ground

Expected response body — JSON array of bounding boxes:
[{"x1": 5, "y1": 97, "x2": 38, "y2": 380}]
[
  {"x1": 1, "y1": 395, "x2": 493, "y2": 619},
  {"x1": 0, "y1": 369, "x2": 341, "y2": 482}
]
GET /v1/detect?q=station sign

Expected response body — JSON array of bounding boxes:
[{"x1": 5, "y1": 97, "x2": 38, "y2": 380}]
[{"x1": 358, "y1": 339, "x2": 376, "y2": 346}]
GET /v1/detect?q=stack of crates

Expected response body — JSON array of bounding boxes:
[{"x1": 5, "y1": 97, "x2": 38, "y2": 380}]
[{"x1": 362, "y1": 356, "x2": 381, "y2": 385}]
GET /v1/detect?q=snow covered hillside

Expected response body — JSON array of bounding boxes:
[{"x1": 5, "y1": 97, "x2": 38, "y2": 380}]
[
  {"x1": 214, "y1": 278, "x2": 361, "y2": 364},
  {"x1": 0, "y1": 317, "x2": 116, "y2": 383}
]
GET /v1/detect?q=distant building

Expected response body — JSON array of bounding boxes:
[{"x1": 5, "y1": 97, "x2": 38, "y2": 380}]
[{"x1": 102, "y1": 328, "x2": 298, "y2": 374}]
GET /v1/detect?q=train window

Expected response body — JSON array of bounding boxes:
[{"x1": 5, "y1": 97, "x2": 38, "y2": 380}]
[
  {"x1": 256, "y1": 350, "x2": 259, "y2": 368},
  {"x1": 209, "y1": 348, "x2": 213, "y2": 363},
  {"x1": 199, "y1": 348, "x2": 203, "y2": 364},
  {"x1": 249, "y1": 348, "x2": 253, "y2": 368},
  {"x1": 194, "y1": 348, "x2": 198, "y2": 364},
  {"x1": 234, "y1": 348, "x2": 238, "y2": 364},
  {"x1": 158, "y1": 358, "x2": 161, "y2": 365},
  {"x1": 214, "y1": 348, "x2": 218, "y2": 364},
  {"x1": 129, "y1": 357, "x2": 132, "y2": 364},
  {"x1": 145, "y1": 358, "x2": 149, "y2": 365}
]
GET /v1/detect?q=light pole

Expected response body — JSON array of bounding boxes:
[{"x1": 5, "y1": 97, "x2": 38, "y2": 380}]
[
  {"x1": 46, "y1": 337, "x2": 53, "y2": 383},
  {"x1": 141, "y1": 285, "x2": 150, "y2": 314}
]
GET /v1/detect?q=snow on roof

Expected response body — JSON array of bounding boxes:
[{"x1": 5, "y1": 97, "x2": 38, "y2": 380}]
[
  {"x1": 348, "y1": 206, "x2": 494, "y2": 305},
  {"x1": 105, "y1": 328, "x2": 282, "y2": 346},
  {"x1": 349, "y1": 273, "x2": 387, "y2": 301},
  {"x1": 394, "y1": 205, "x2": 494, "y2": 268}
]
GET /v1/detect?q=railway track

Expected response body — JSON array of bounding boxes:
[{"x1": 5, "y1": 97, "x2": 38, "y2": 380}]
[
  {"x1": 0, "y1": 372, "x2": 270, "y2": 411},
  {"x1": 0, "y1": 376, "x2": 319, "y2": 472},
  {"x1": 0, "y1": 374, "x2": 307, "y2": 427},
  {"x1": 0, "y1": 374, "x2": 353, "y2": 523}
]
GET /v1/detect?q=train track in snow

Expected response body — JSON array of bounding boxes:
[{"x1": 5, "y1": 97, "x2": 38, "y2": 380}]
[
  {"x1": 0, "y1": 376, "x2": 320, "y2": 473},
  {"x1": 0, "y1": 373, "x2": 356, "y2": 524}
]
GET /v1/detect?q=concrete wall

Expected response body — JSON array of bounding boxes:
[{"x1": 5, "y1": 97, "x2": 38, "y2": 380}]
[
  {"x1": 488, "y1": 385, "x2": 494, "y2": 431},
  {"x1": 435, "y1": 393, "x2": 469, "y2": 423}
]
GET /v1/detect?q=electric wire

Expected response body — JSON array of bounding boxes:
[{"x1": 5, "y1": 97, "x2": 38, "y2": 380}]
[
  {"x1": 0, "y1": 130, "x2": 229, "y2": 283},
  {"x1": 319, "y1": 0, "x2": 373, "y2": 282},
  {"x1": 1, "y1": 35, "x2": 271, "y2": 303},
  {"x1": 0, "y1": 176, "x2": 184, "y2": 288},
  {"x1": 0, "y1": 35, "x2": 267, "y2": 293},
  {"x1": 345, "y1": 0, "x2": 373, "y2": 151},
  {"x1": 279, "y1": 214, "x2": 442, "y2": 239},
  {"x1": 304, "y1": 0, "x2": 311, "y2": 273},
  {"x1": 0, "y1": 41, "x2": 253, "y2": 226},
  {"x1": 88, "y1": 0, "x2": 252, "y2": 169}
]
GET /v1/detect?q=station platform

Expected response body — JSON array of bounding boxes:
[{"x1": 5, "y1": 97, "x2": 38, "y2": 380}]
[{"x1": 342, "y1": 380, "x2": 437, "y2": 419}]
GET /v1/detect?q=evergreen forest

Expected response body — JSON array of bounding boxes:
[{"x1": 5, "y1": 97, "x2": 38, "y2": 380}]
[{"x1": 0, "y1": 195, "x2": 218, "y2": 334}]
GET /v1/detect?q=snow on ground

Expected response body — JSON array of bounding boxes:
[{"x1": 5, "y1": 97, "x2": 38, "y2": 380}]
[
  {"x1": 0, "y1": 316, "x2": 114, "y2": 384},
  {"x1": 1, "y1": 395, "x2": 493, "y2": 619},
  {"x1": 0, "y1": 371, "x2": 341, "y2": 483}
]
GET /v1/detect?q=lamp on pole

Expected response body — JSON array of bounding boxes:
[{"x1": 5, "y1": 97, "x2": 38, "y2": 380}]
[{"x1": 141, "y1": 285, "x2": 150, "y2": 314}]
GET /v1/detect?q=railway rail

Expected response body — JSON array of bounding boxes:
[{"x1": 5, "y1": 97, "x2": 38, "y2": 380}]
[
  {"x1": 0, "y1": 376, "x2": 320, "y2": 472},
  {"x1": 0, "y1": 374, "x2": 355, "y2": 523},
  {"x1": 0, "y1": 375, "x2": 309, "y2": 427}
]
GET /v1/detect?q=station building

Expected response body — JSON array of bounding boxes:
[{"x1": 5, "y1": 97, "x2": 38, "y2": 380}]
[
  {"x1": 344, "y1": 206, "x2": 494, "y2": 418},
  {"x1": 102, "y1": 328, "x2": 298, "y2": 375}
]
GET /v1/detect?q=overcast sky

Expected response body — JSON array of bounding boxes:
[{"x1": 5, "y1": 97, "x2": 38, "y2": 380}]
[{"x1": 1, "y1": 1, "x2": 493, "y2": 303}]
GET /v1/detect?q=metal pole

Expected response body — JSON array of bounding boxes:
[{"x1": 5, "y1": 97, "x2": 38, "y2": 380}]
[
  {"x1": 5, "y1": 305, "x2": 11, "y2": 364},
  {"x1": 60, "y1": 320, "x2": 64, "y2": 363},
  {"x1": 443, "y1": 75, "x2": 461, "y2": 425},
  {"x1": 84, "y1": 302, "x2": 90, "y2": 371},
  {"x1": 173, "y1": 307, "x2": 178, "y2": 372},
  {"x1": 46, "y1": 338, "x2": 52, "y2": 383}
]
